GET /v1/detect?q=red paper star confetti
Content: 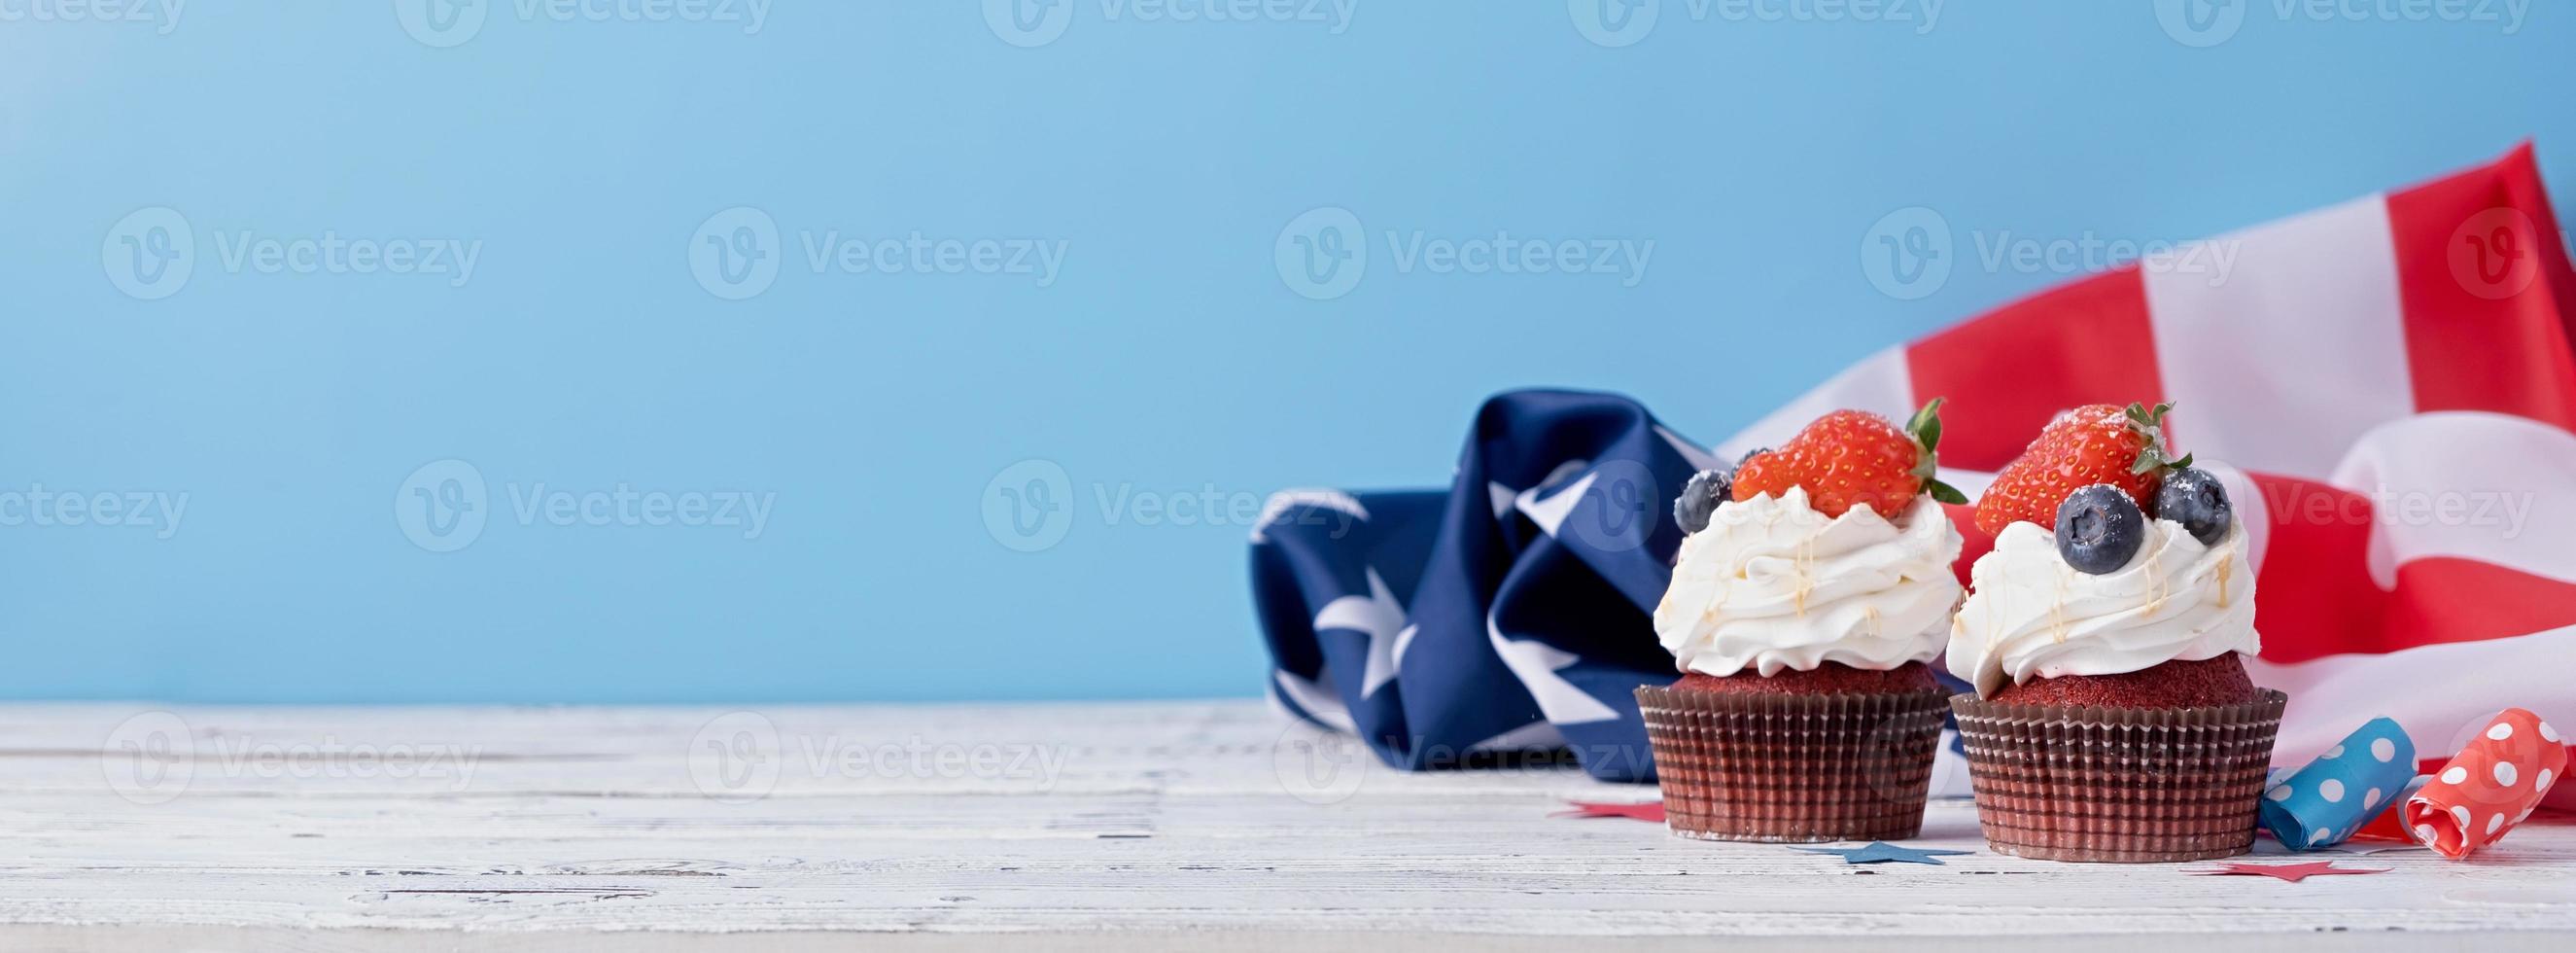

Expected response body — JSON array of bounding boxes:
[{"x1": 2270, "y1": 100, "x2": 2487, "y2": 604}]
[
  {"x1": 2190, "y1": 861, "x2": 2390, "y2": 883},
  {"x1": 1552, "y1": 800, "x2": 1664, "y2": 822}
]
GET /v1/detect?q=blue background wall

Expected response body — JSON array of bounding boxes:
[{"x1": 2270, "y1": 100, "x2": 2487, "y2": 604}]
[{"x1": 3, "y1": 1, "x2": 2569, "y2": 702}]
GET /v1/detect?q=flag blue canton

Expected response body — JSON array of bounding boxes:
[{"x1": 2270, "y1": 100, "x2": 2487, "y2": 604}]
[
  {"x1": 1252, "y1": 389, "x2": 1974, "y2": 783},
  {"x1": 1250, "y1": 389, "x2": 1727, "y2": 782}
]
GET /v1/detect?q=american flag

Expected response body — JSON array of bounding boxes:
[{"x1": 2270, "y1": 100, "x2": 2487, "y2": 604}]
[{"x1": 1252, "y1": 143, "x2": 2576, "y2": 799}]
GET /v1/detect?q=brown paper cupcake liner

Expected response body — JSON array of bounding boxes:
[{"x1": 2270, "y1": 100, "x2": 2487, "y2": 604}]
[
  {"x1": 1949, "y1": 688, "x2": 2287, "y2": 863},
  {"x1": 1635, "y1": 685, "x2": 1948, "y2": 843}
]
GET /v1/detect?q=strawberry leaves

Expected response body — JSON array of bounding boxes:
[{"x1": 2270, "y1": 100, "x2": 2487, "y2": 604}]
[
  {"x1": 1907, "y1": 398, "x2": 1945, "y2": 455},
  {"x1": 2122, "y1": 402, "x2": 2193, "y2": 475},
  {"x1": 1907, "y1": 397, "x2": 1970, "y2": 505}
]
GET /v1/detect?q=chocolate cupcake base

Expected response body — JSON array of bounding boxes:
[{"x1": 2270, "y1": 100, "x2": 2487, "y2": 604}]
[
  {"x1": 1635, "y1": 685, "x2": 1948, "y2": 843},
  {"x1": 1950, "y1": 689, "x2": 2287, "y2": 863}
]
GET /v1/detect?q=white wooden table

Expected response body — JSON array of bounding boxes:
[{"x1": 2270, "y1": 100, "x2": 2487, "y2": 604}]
[{"x1": 5, "y1": 701, "x2": 2574, "y2": 951}]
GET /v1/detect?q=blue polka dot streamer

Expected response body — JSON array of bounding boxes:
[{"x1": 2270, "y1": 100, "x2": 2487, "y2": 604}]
[{"x1": 2259, "y1": 717, "x2": 2418, "y2": 851}]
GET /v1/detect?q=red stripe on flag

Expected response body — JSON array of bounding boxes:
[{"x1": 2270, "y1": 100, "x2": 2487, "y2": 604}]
[
  {"x1": 1942, "y1": 500, "x2": 1994, "y2": 589},
  {"x1": 2248, "y1": 473, "x2": 2576, "y2": 663},
  {"x1": 2245, "y1": 474, "x2": 2382, "y2": 663},
  {"x1": 2381, "y1": 557, "x2": 2576, "y2": 655},
  {"x1": 1905, "y1": 267, "x2": 2167, "y2": 471},
  {"x1": 2385, "y1": 143, "x2": 2576, "y2": 434}
]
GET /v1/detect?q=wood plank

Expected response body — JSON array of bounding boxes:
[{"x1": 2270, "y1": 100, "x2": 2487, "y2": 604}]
[{"x1": 1, "y1": 701, "x2": 2571, "y2": 948}]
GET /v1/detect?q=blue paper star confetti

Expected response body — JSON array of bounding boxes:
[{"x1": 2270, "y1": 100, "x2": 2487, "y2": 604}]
[{"x1": 1790, "y1": 842, "x2": 1976, "y2": 865}]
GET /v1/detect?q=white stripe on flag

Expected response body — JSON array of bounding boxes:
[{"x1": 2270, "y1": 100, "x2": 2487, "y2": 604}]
[
  {"x1": 2248, "y1": 623, "x2": 2576, "y2": 807},
  {"x1": 1715, "y1": 345, "x2": 1915, "y2": 461},
  {"x1": 2141, "y1": 194, "x2": 2416, "y2": 481},
  {"x1": 2328, "y1": 411, "x2": 2576, "y2": 587}
]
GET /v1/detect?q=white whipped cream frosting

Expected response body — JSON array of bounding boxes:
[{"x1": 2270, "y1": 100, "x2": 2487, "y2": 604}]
[
  {"x1": 1654, "y1": 486, "x2": 1964, "y2": 678},
  {"x1": 1946, "y1": 516, "x2": 2259, "y2": 699}
]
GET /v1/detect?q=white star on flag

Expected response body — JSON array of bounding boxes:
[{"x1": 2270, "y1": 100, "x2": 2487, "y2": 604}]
[
  {"x1": 1487, "y1": 615, "x2": 1619, "y2": 724},
  {"x1": 1313, "y1": 567, "x2": 1409, "y2": 696}
]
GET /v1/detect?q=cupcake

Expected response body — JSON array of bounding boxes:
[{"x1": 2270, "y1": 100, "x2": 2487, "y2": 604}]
[
  {"x1": 1944, "y1": 403, "x2": 2284, "y2": 863},
  {"x1": 1637, "y1": 401, "x2": 1967, "y2": 842}
]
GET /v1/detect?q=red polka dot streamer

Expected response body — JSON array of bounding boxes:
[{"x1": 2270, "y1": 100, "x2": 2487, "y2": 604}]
[{"x1": 2402, "y1": 708, "x2": 2567, "y2": 859}]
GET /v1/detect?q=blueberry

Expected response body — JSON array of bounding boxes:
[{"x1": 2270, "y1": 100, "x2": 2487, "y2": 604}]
[
  {"x1": 2155, "y1": 467, "x2": 2233, "y2": 546},
  {"x1": 1673, "y1": 469, "x2": 1732, "y2": 534},
  {"x1": 2055, "y1": 484, "x2": 2145, "y2": 575}
]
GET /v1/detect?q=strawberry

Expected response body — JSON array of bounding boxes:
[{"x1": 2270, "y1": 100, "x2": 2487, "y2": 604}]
[
  {"x1": 1973, "y1": 402, "x2": 2192, "y2": 535},
  {"x1": 1732, "y1": 399, "x2": 1967, "y2": 518}
]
